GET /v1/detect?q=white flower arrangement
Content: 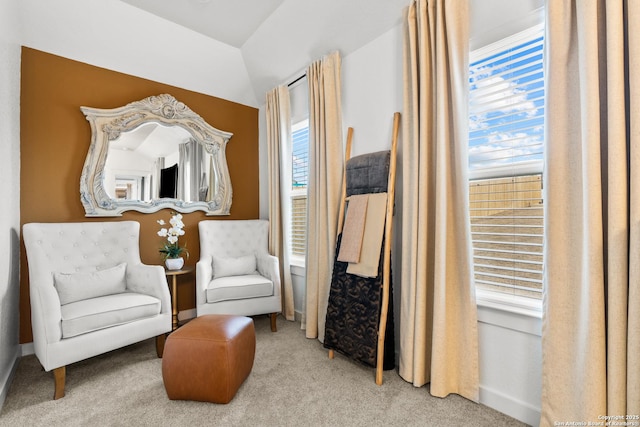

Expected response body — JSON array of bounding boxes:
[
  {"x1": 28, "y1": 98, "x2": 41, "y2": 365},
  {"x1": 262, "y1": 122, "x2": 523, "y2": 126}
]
[{"x1": 157, "y1": 212, "x2": 189, "y2": 260}]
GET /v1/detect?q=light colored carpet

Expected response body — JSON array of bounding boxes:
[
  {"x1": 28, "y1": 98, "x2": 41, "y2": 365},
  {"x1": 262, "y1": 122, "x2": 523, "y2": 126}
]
[{"x1": 0, "y1": 316, "x2": 526, "y2": 426}]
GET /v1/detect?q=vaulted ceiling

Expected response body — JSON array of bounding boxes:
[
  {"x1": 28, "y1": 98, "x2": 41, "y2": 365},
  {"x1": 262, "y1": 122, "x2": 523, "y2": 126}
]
[
  {"x1": 120, "y1": 0, "x2": 408, "y2": 102},
  {"x1": 121, "y1": 0, "x2": 286, "y2": 48},
  {"x1": 14, "y1": 0, "x2": 544, "y2": 108}
]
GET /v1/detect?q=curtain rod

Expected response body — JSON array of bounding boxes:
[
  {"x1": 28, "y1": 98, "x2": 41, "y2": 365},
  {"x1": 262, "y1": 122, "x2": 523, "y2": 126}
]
[{"x1": 287, "y1": 73, "x2": 306, "y2": 87}]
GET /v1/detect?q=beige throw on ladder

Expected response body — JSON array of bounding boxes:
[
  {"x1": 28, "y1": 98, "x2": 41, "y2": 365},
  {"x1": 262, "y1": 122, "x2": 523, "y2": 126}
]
[
  {"x1": 337, "y1": 194, "x2": 368, "y2": 263},
  {"x1": 345, "y1": 192, "x2": 388, "y2": 278}
]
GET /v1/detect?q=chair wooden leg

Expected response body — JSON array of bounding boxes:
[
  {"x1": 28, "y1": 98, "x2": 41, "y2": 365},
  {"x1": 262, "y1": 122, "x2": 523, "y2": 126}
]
[
  {"x1": 156, "y1": 334, "x2": 167, "y2": 358},
  {"x1": 270, "y1": 313, "x2": 277, "y2": 332},
  {"x1": 53, "y1": 366, "x2": 65, "y2": 400}
]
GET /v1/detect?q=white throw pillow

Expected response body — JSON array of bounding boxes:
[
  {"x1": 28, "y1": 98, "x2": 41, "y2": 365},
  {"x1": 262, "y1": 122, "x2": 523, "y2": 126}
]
[
  {"x1": 212, "y1": 254, "x2": 257, "y2": 279},
  {"x1": 54, "y1": 263, "x2": 127, "y2": 305}
]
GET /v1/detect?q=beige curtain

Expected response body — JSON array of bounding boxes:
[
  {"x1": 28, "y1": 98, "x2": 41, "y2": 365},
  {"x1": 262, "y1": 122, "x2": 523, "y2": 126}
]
[
  {"x1": 266, "y1": 85, "x2": 295, "y2": 321},
  {"x1": 542, "y1": 1, "x2": 640, "y2": 424},
  {"x1": 303, "y1": 51, "x2": 344, "y2": 340},
  {"x1": 399, "y1": 0, "x2": 479, "y2": 402}
]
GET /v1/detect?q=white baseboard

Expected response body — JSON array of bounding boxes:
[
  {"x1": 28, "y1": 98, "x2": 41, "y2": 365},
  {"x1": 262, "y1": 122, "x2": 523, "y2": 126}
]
[
  {"x1": 480, "y1": 384, "x2": 540, "y2": 426},
  {"x1": 21, "y1": 342, "x2": 34, "y2": 357},
  {"x1": 0, "y1": 346, "x2": 21, "y2": 411}
]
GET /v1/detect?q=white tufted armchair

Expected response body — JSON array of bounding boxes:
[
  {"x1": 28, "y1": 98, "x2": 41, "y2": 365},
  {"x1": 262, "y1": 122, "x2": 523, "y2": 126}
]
[
  {"x1": 22, "y1": 221, "x2": 172, "y2": 399},
  {"x1": 196, "y1": 220, "x2": 281, "y2": 331}
]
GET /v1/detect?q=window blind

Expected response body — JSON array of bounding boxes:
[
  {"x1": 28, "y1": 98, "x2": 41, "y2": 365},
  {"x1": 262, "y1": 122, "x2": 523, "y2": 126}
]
[
  {"x1": 292, "y1": 122, "x2": 309, "y2": 190},
  {"x1": 291, "y1": 194, "x2": 307, "y2": 256},
  {"x1": 468, "y1": 25, "x2": 545, "y2": 299},
  {"x1": 291, "y1": 121, "x2": 309, "y2": 257}
]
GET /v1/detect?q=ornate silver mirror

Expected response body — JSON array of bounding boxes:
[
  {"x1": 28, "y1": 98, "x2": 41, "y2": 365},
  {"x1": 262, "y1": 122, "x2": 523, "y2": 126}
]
[{"x1": 80, "y1": 94, "x2": 232, "y2": 216}]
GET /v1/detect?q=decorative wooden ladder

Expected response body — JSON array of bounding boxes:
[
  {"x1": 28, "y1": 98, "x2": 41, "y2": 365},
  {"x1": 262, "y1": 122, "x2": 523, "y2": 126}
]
[{"x1": 328, "y1": 112, "x2": 400, "y2": 385}]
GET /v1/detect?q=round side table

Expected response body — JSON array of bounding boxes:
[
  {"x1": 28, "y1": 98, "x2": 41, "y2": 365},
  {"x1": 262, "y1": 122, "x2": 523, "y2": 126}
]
[{"x1": 164, "y1": 267, "x2": 194, "y2": 331}]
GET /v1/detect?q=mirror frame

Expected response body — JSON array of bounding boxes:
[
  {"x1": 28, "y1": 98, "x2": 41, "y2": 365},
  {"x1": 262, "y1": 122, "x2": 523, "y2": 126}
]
[{"x1": 80, "y1": 94, "x2": 233, "y2": 216}]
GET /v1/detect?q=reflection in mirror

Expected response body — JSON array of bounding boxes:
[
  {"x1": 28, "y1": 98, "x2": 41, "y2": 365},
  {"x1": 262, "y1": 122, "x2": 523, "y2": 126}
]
[
  {"x1": 80, "y1": 94, "x2": 233, "y2": 216},
  {"x1": 104, "y1": 123, "x2": 219, "y2": 203}
]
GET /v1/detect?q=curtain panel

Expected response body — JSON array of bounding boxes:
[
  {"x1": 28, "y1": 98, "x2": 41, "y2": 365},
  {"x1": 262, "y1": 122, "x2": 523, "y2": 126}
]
[
  {"x1": 541, "y1": 1, "x2": 640, "y2": 424},
  {"x1": 303, "y1": 51, "x2": 344, "y2": 340},
  {"x1": 266, "y1": 85, "x2": 295, "y2": 321},
  {"x1": 176, "y1": 139, "x2": 204, "y2": 202},
  {"x1": 399, "y1": 0, "x2": 479, "y2": 402}
]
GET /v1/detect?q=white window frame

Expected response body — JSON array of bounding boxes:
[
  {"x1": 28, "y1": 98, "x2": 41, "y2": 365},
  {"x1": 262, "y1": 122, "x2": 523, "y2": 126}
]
[
  {"x1": 290, "y1": 119, "x2": 309, "y2": 266},
  {"x1": 469, "y1": 23, "x2": 545, "y2": 316}
]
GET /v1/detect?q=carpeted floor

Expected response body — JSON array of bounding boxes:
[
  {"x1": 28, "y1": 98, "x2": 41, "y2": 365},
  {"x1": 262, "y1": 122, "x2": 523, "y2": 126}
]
[{"x1": 0, "y1": 316, "x2": 527, "y2": 426}]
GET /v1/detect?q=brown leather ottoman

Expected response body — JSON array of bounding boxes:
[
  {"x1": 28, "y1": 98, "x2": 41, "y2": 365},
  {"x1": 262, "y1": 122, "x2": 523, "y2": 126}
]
[{"x1": 162, "y1": 314, "x2": 256, "y2": 403}]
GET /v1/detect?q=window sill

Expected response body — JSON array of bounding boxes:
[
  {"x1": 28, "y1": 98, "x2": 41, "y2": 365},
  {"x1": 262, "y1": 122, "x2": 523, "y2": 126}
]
[
  {"x1": 476, "y1": 289, "x2": 542, "y2": 319},
  {"x1": 476, "y1": 289, "x2": 542, "y2": 336},
  {"x1": 289, "y1": 255, "x2": 305, "y2": 277}
]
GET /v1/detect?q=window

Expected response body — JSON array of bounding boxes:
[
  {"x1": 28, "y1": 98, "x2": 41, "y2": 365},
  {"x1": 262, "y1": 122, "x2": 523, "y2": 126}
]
[
  {"x1": 291, "y1": 119, "x2": 309, "y2": 257},
  {"x1": 468, "y1": 24, "x2": 545, "y2": 300}
]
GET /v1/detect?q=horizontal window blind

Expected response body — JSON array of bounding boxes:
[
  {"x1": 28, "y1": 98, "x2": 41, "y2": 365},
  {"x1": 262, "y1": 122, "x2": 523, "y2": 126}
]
[
  {"x1": 292, "y1": 120, "x2": 309, "y2": 190},
  {"x1": 469, "y1": 175, "x2": 543, "y2": 298},
  {"x1": 291, "y1": 120, "x2": 309, "y2": 257},
  {"x1": 291, "y1": 195, "x2": 307, "y2": 256},
  {"x1": 468, "y1": 25, "x2": 545, "y2": 299}
]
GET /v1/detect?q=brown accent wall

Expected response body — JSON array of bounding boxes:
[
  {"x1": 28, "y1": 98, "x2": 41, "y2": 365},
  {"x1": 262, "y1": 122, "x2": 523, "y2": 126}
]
[{"x1": 19, "y1": 47, "x2": 260, "y2": 343}]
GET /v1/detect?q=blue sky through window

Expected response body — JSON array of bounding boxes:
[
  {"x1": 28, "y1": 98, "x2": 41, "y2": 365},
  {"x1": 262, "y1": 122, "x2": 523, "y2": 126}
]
[
  {"x1": 292, "y1": 120, "x2": 309, "y2": 189},
  {"x1": 469, "y1": 29, "x2": 544, "y2": 172}
]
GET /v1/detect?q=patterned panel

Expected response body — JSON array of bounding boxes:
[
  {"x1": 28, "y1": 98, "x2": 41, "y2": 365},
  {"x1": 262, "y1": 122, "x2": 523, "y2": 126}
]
[{"x1": 323, "y1": 234, "x2": 395, "y2": 370}]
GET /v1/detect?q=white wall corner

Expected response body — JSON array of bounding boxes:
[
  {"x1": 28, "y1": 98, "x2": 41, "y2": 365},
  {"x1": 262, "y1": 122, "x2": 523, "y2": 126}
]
[
  {"x1": 0, "y1": 347, "x2": 21, "y2": 410},
  {"x1": 0, "y1": 0, "x2": 23, "y2": 414},
  {"x1": 20, "y1": 342, "x2": 34, "y2": 357}
]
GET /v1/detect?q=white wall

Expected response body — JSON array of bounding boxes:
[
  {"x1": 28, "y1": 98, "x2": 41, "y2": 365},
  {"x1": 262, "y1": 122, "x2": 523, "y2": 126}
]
[
  {"x1": 469, "y1": 0, "x2": 544, "y2": 50},
  {"x1": 0, "y1": 0, "x2": 23, "y2": 410},
  {"x1": 342, "y1": 25, "x2": 403, "y2": 157},
  {"x1": 17, "y1": 0, "x2": 257, "y2": 107},
  {"x1": 478, "y1": 305, "x2": 542, "y2": 425},
  {"x1": 241, "y1": 0, "x2": 406, "y2": 102}
]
